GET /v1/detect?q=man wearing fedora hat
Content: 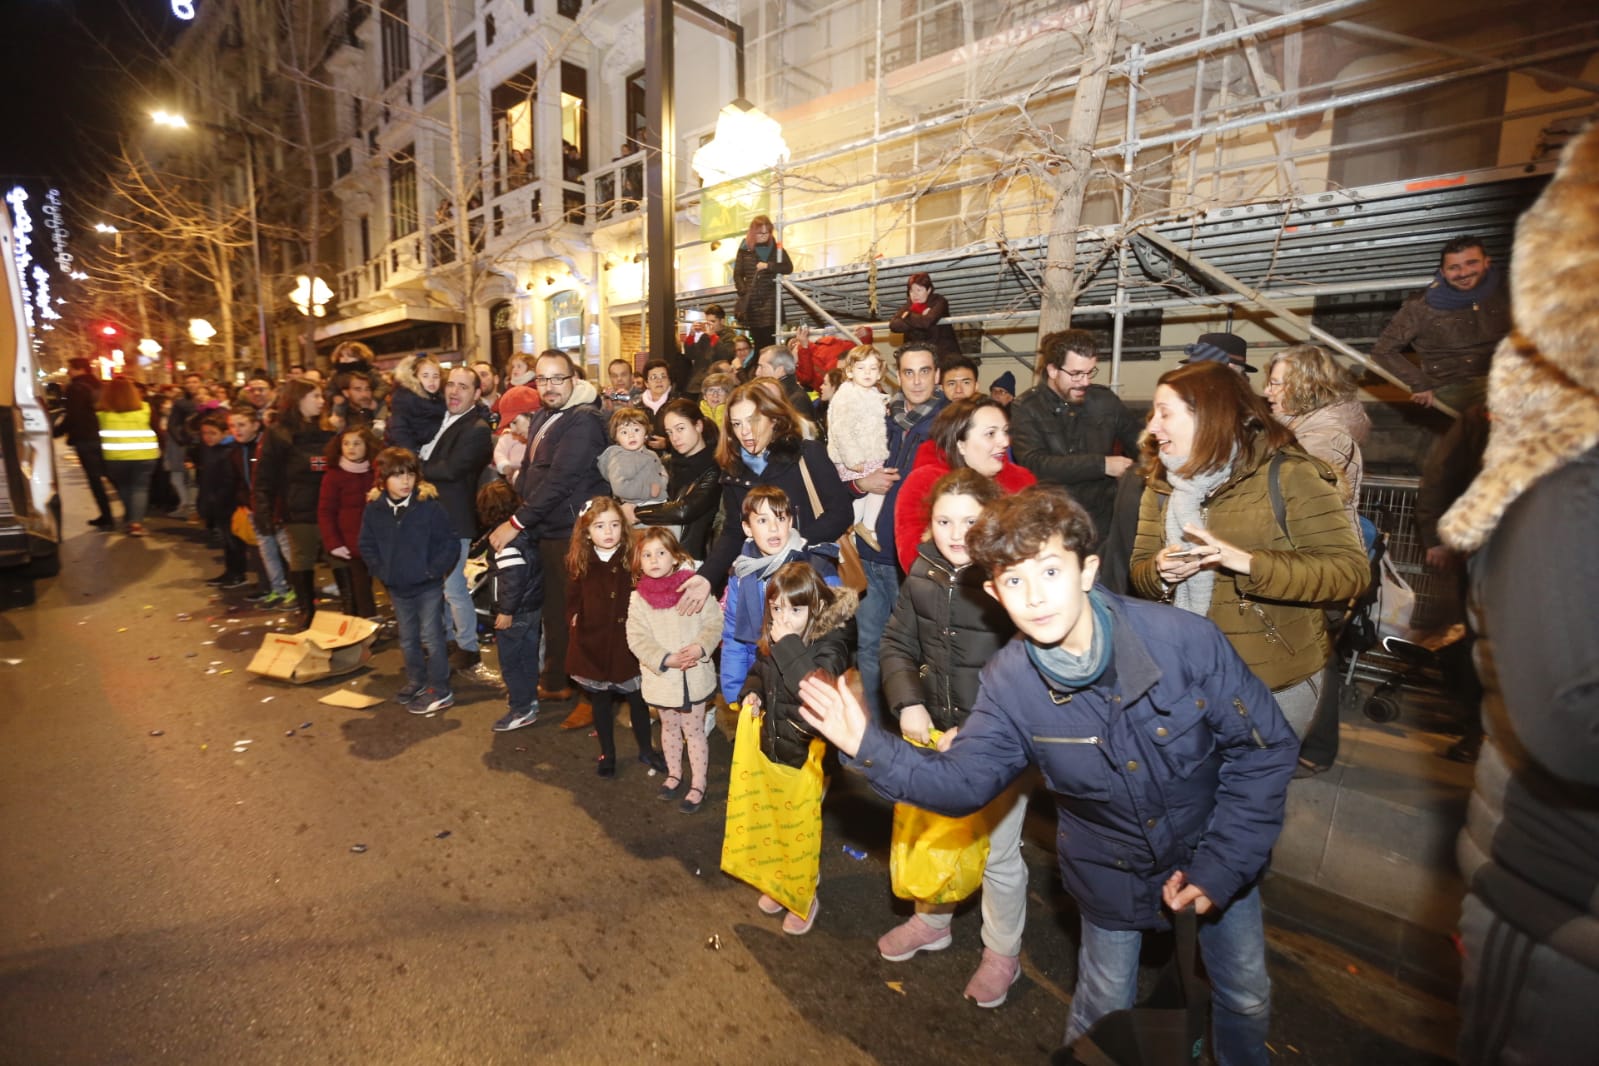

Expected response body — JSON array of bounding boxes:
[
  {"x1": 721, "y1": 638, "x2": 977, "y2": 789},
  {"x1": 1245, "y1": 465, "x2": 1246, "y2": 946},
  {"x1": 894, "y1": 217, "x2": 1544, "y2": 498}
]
[{"x1": 1181, "y1": 332, "x2": 1259, "y2": 376}]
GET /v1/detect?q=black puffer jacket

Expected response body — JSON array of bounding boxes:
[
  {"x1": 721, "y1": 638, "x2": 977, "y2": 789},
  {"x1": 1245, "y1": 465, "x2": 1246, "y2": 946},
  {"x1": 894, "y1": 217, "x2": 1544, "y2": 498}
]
[
  {"x1": 632, "y1": 444, "x2": 722, "y2": 558},
  {"x1": 739, "y1": 587, "x2": 857, "y2": 769},
  {"x1": 879, "y1": 544, "x2": 1015, "y2": 731},
  {"x1": 702, "y1": 435, "x2": 854, "y2": 595},
  {"x1": 252, "y1": 421, "x2": 335, "y2": 529}
]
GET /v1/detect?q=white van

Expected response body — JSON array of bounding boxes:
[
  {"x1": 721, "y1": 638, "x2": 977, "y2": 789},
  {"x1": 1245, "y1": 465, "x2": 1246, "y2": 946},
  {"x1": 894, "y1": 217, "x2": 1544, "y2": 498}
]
[{"x1": 0, "y1": 198, "x2": 61, "y2": 576}]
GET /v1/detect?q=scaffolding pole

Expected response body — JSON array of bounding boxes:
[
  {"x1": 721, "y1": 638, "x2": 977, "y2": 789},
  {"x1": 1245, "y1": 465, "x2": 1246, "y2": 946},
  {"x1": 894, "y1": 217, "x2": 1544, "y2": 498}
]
[{"x1": 1135, "y1": 228, "x2": 1461, "y2": 418}]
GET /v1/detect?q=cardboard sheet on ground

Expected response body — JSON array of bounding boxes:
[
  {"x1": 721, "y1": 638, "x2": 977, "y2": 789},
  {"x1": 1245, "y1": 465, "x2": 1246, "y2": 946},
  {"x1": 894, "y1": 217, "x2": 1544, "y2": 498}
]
[
  {"x1": 317, "y1": 689, "x2": 386, "y2": 709},
  {"x1": 247, "y1": 613, "x2": 379, "y2": 684}
]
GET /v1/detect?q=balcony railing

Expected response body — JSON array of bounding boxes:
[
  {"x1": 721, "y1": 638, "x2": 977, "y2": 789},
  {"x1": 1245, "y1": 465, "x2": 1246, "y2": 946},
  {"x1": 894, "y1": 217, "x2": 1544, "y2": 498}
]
[
  {"x1": 586, "y1": 150, "x2": 645, "y2": 227},
  {"x1": 319, "y1": 2, "x2": 367, "y2": 66},
  {"x1": 492, "y1": 115, "x2": 536, "y2": 198}
]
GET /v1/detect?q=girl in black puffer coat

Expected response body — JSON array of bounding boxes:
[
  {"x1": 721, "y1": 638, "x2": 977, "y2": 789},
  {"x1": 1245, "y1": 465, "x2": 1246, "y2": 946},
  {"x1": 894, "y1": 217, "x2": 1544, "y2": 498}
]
[
  {"x1": 880, "y1": 469, "x2": 1015, "y2": 735},
  {"x1": 870, "y1": 469, "x2": 1034, "y2": 1002},
  {"x1": 738, "y1": 563, "x2": 857, "y2": 770},
  {"x1": 736, "y1": 562, "x2": 856, "y2": 934}
]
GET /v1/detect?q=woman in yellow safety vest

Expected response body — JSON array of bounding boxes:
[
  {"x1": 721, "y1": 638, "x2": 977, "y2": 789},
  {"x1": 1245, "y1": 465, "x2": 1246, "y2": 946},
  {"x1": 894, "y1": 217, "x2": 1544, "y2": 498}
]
[{"x1": 96, "y1": 376, "x2": 160, "y2": 536}]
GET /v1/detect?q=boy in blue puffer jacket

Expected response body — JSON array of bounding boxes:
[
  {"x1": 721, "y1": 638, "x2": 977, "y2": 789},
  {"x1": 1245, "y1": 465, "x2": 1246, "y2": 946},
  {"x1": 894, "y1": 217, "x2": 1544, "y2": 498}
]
[
  {"x1": 719, "y1": 485, "x2": 840, "y2": 706},
  {"x1": 359, "y1": 447, "x2": 460, "y2": 715}
]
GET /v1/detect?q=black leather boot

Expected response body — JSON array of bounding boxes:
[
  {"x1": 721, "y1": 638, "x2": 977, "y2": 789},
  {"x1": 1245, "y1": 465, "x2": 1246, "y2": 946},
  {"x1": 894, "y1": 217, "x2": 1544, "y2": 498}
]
[
  {"x1": 332, "y1": 567, "x2": 355, "y2": 616},
  {"x1": 291, "y1": 571, "x2": 318, "y2": 631}
]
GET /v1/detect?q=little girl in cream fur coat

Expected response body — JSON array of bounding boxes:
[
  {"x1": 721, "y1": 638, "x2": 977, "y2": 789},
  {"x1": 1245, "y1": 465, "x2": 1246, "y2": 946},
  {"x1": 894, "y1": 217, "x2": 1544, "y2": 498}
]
[{"x1": 826, "y1": 345, "x2": 893, "y2": 550}]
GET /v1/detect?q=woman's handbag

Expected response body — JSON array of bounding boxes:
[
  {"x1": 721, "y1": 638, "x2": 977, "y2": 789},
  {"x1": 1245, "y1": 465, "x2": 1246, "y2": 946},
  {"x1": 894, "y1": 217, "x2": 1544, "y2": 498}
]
[
  {"x1": 719, "y1": 711, "x2": 826, "y2": 919},
  {"x1": 796, "y1": 455, "x2": 869, "y2": 593}
]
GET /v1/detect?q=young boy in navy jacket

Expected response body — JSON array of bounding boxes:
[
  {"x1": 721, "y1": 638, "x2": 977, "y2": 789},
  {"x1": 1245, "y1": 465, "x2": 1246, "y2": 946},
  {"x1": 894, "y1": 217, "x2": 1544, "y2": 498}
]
[
  {"x1": 359, "y1": 447, "x2": 460, "y2": 715},
  {"x1": 797, "y1": 486, "x2": 1298, "y2": 1064},
  {"x1": 719, "y1": 485, "x2": 841, "y2": 707},
  {"x1": 475, "y1": 479, "x2": 544, "y2": 733}
]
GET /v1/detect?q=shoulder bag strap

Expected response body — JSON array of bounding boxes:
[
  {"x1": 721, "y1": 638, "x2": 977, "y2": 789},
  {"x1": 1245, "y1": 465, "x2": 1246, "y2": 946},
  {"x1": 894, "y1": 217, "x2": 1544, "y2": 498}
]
[
  {"x1": 1267, "y1": 450, "x2": 1289, "y2": 542},
  {"x1": 795, "y1": 448, "x2": 825, "y2": 517}
]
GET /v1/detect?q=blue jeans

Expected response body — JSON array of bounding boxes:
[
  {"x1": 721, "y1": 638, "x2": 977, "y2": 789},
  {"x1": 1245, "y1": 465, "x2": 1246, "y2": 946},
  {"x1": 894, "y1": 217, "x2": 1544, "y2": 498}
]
[
  {"x1": 1065, "y1": 884, "x2": 1271, "y2": 1066},
  {"x1": 105, "y1": 459, "x2": 156, "y2": 526},
  {"x1": 856, "y1": 559, "x2": 899, "y2": 717},
  {"x1": 497, "y1": 608, "x2": 542, "y2": 713},
  {"x1": 391, "y1": 588, "x2": 450, "y2": 690},
  {"x1": 253, "y1": 515, "x2": 289, "y2": 594},
  {"x1": 442, "y1": 538, "x2": 479, "y2": 652}
]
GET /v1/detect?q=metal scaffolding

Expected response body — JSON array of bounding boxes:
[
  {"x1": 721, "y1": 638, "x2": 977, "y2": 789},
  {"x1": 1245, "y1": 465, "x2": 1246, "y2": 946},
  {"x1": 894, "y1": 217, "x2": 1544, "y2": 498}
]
[{"x1": 680, "y1": 0, "x2": 1598, "y2": 384}]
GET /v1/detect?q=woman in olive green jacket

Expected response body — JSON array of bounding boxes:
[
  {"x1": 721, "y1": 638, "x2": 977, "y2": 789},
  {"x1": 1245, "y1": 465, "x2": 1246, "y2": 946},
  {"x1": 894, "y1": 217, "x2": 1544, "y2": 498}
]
[{"x1": 1129, "y1": 362, "x2": 1368, "y2": 736}]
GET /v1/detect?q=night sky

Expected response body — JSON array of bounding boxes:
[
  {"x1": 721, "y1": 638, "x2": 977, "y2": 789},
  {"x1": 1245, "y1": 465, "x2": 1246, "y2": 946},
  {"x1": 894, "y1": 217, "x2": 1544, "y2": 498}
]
[{"x1": 1, "y1": 0, "x2": 180, "y2": 195}]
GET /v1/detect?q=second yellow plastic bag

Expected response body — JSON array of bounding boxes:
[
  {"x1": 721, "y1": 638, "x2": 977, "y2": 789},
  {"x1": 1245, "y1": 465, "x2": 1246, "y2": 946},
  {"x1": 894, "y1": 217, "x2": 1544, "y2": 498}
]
[
  {"x1": 719, "y1": 709, "x2": 825, "y2": 918},
  {"x1": 889, "y1": 739, "x2": 1006, "y2": 904}
]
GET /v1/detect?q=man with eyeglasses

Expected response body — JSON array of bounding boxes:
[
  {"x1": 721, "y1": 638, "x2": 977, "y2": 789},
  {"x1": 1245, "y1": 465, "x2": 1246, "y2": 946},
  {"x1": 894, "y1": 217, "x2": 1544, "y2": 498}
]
[
  {"x1": 1009, "y1": 329, "x2": 1142, "y2": 550},
  {"x1": 489, "y1": 350, "x2": 610, "y2": 702}
]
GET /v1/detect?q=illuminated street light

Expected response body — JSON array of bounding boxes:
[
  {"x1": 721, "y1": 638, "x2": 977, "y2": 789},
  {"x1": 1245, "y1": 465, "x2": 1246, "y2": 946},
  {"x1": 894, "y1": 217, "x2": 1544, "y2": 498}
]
[
  {"x1": 690, "y1": 100, "x2": 788, "y2": 186},
  {"x1": 93, "y1": 222, "x2": 119, "y2": 234},
  {"x1": 150, "y1": 110, "x2": 189, "y2": 130},
  {"x1": 289, "y1": 275, "x2": 334, "y2": 318},
  {"x1": 189, "y1": 318, "x2": 216, "y2": 345}
]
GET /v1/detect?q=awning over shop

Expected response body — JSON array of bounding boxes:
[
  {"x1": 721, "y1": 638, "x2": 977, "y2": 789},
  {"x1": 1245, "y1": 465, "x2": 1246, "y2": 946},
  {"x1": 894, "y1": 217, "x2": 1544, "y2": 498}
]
[{"x1": 312, "y1": 304, "x2": 465, "y2": 358}]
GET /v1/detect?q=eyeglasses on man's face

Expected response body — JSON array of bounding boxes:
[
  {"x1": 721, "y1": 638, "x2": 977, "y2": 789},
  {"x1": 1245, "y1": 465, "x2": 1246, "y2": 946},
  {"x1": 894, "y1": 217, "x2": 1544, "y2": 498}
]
[
  {"x1": 534, "y1": 374, "x2": 571, "y2": 387},
  {"x1": 1059, "y1": 366, "x2": 1099, "y2": 381}
]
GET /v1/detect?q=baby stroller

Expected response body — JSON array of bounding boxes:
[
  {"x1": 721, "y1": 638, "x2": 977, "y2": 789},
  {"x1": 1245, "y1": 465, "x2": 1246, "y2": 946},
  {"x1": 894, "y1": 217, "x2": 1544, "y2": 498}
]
[{"x1": 1322, "y1": 518, "x2": 1412, "y2": 724}]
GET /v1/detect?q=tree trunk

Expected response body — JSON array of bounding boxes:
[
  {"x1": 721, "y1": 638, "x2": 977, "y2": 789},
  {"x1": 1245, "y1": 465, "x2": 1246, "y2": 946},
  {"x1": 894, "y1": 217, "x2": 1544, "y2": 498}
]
[{"x1": 1036, "y1": 0, "x2": 1124, "y2": 363}]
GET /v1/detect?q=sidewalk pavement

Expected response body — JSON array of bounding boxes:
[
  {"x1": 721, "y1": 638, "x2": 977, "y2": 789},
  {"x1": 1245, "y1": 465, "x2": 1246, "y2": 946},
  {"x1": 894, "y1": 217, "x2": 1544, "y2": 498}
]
[{"x1": 1269, "y1": 676, "x2": 1474, "y2": 998}]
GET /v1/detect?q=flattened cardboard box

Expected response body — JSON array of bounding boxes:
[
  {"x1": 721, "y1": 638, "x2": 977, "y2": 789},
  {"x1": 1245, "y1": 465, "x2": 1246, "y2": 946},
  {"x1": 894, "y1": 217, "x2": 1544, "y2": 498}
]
[{"x1": 247, "y1": 612, "x2": 380, "y2": 683}]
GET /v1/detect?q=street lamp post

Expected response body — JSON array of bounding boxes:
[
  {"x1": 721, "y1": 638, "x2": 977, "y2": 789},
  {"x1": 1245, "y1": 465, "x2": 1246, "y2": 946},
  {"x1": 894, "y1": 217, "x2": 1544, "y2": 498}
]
[
  {"x1": 151, "y1": 110, "x2": 271, "y2": 379},
  {"x1": 644, "y1": 0, "x2": 774, "y2": 365}
]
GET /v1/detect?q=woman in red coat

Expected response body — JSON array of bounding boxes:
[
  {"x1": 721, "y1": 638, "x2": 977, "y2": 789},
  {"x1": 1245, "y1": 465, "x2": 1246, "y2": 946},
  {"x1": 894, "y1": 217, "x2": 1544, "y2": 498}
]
[
  {"x1": 318, "y1": 425, "x2": 381, "y2": 617},
  {"x1": 894, "y1": 397, "x2": 1036, "y2": 573}
]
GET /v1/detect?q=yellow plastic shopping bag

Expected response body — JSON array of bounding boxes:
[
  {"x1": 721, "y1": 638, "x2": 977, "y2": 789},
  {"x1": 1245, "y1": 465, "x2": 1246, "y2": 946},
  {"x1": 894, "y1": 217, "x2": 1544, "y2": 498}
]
[
  {"x1": 719, "y1": 709, "x2": 825, "y2": 918},
  {"x1": 889, "y1": 737, "x2": 1004, "y2": 904}
]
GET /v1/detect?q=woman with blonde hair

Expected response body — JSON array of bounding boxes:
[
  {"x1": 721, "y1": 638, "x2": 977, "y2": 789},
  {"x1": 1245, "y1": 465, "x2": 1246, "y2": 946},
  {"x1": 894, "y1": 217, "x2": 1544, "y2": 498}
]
[
  {"x1": 1264, "y1": 344, "x2": 1370, "y2": 529},
  {"x1": 96, "y1": 377, "x2": 160, "y2": 536}
]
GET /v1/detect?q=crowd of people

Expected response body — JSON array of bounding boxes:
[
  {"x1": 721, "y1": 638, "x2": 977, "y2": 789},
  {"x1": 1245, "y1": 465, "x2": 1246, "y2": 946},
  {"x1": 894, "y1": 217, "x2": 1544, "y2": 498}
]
[{"x1": 49, "y1": 141, "x2": 1594, "y2": 1058}]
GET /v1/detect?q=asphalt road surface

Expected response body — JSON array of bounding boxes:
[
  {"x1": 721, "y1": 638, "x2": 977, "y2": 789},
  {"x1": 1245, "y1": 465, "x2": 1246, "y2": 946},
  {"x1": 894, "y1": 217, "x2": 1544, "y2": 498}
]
[{"x1": 0, "y1": 452, "x2": 1460, "y2": 1064}]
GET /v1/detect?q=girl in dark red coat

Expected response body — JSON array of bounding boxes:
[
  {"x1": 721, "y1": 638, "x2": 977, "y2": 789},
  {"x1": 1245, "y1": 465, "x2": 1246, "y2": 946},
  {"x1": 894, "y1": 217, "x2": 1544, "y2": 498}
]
[
  {"x1": 564, "y1": 495, "x2": 667, "y2": 778},
  {"x1": 318, "y1": 425, "x2": 380, "y2": 617}
]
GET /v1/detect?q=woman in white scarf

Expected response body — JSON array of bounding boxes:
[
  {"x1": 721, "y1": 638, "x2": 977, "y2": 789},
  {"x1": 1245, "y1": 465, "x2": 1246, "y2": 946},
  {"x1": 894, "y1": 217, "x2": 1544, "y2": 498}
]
[{"x1": 1129, "y1": 363, "x2": 1368, "y2": 738}]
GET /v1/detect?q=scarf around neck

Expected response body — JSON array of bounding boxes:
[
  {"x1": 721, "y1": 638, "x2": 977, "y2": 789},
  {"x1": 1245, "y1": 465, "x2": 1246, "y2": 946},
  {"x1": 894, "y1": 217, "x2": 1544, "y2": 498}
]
[
  {"x1": 731, "y1": 529, "x2": 808, "y2": 580},
  {"x1": 636, "y1": 567, "x2": 696, "y2": 609},
  {"x1": 1160, "y1": 451, "x2": 1234, "y2": 616},
  {"x1": 1025, "y1": 589, "x2": 1113, "y2": 690},
  {"x1": 1423, "y1": 265, "x2": 1502, "y2": 311},
  {"x1": 893, "y1": 395, "x2": 940, "y2": 433},
  {"x1": 339, "y1": 457, "x2": 371, "y2": 474}
]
